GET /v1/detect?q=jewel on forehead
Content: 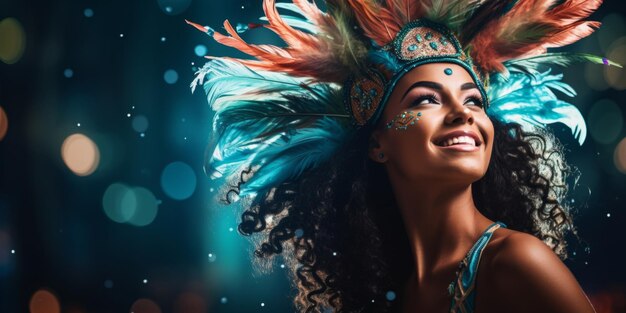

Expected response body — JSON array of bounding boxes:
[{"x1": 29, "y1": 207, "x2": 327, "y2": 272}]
[{"x1": 444, "y1": 68, "x2": 453, "y2": 75}]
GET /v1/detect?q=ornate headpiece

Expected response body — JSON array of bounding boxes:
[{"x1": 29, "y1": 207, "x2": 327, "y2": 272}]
[
  {"x1": 345, "y1": 18, "x2": 488, "y2": 127},
  {"x1": 187, "y1": 0, "x2": 619, "y2": 199}
]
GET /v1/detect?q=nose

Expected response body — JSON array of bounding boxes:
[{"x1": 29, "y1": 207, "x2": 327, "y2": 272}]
[{"x1": 444, "y1": 99, "x2": 474, "y2": 125}]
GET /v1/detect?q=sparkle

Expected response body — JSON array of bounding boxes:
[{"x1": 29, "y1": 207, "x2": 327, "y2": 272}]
[
  {"x1": 104, "y1": 279, "x2": 113, "y2": 288},
  {"x1": 140, "y1": 133, "x2": 145, "y2": 138},
  {"x1": 143, "y1": 279, "x2": 148, "y2": 284},
  {"x1": 77, "y1": 123, "x2": 81, "y2": 127},
  {"x1": 220, "y1": 297, "x2": 228, "y2": 304},
  {"x1": 280, "y1": 264, "x2": 285, "y2": 268},
  {"x1": 607, "y1": 213, "x2": 611, "y2": 217},
  {"x1": 371, "y1": 299, "x2": 375, "y2": 303},
  {"x1": 209, "y1": 187, "x2": 214, "y2": 192},
  {"x1": 261, "y1": 302, "x2": 265, "y2": 307},
  {"x1": 120, "y1": 33, "x2": 124, "y2": 38},
  {"x1": 332, "y1": 252, "x2": 337, "y2": 256},
  {"x1": 241, "y1": 5, "x2": 245, "y2": 9},
  {"x1": 184, "y1": 136, "x2": 187, "y2": 140},
  {"x1": 161, "y1": 37, "x2": 166, "y2": 42},
  {"x1": 127, "y1": 113, "x2": 131, "y2": 117},
  {"x1": 64, "y1": 68, "x2": 74, "y2": 78},
  {"x1": 11, "y1": 249, "x2": 15, "y2": 254},
  {"x1": 208, "y1": 253, "x2": 217, "y2": 262},
  {"x1": 228, "y1": 227, "x2": 233, "y2": 232}
]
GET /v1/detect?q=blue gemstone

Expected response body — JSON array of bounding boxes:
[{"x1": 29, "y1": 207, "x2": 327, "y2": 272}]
[
  {"x1": 369, "y1": 89, "x2": 378, "y2": 96},
  {"x1": 444, "y1": 68, "x2": 453, "y2": 75},
  {"x1": 415, "y1": 34, "x2": 423, "y2": 42},
  {"x1": 425, "y1": 32, "x2": 433, "y2": 40},
  {"x1": 408, "y1": 44, "x2": 417, "y2": 51},
  {"x1": 430, "y1": 42, "x2": 438, "y2": 50},
  {"x1": 417, "y1": 112, "x2": 422, "y2": 116}
]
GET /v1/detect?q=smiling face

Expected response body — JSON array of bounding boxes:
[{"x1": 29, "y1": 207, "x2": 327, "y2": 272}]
[{"x1": 369, "y1": 63, "x2": 494, "y2": 186}]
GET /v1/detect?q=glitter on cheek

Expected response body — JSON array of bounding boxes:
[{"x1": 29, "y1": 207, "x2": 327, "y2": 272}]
[{"x1": 385, "y1": 111, "x2": 422, "y2": 131}]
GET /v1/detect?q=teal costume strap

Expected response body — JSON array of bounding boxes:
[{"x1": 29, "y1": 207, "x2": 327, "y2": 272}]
[{"x1": 448, "y1": 221, "x2": 507, "y2": 313}]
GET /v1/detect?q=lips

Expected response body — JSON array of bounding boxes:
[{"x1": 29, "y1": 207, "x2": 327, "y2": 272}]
[{"x1": 434, "y1": 130, "x2": 482, "y2": 147}]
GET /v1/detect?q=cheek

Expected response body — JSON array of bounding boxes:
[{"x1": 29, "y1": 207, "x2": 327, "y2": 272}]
[
  {"x1": 384, "y1": 110, "x2": 422, "y2": 131},
  {"x1": 383, "y1": 110, "x2": 430, "y2": 172}
]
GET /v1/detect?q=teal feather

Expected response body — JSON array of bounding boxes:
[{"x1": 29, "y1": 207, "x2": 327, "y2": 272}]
[
  {"x1": 504, "y1": 52, "x2": 622, "y2": 78},
  {"x1": 194, "y1": 59, "x2": 351, "y2": 201},
  {"x1": 239, "y1": 117, "x2": 350, "y2": 197},
  {"x1": 368, "y1": 49, "x2": 402, "y2": 72},
  {"x1": 487, "y1": 67, "x2": 587, "y2": 145}
]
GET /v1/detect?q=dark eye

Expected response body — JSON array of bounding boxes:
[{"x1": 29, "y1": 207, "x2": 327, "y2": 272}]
[
  {"x1": 411, "y1": 94, "x2": 439, "y2": 106},
  {"x1": 465, "y1": 96, "x2": 483, "y2": 107}
]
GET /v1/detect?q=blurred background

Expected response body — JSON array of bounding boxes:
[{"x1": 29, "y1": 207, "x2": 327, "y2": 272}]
[{"x1": 0, "y1": 0, "x2": 625, "y2": 312}]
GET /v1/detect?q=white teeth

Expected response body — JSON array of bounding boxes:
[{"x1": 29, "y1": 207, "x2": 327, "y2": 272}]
[{"x1": 440, "y1": 136, "x2": 476, "y2": 147}]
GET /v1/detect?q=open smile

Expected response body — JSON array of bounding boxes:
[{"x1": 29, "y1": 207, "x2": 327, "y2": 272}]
[{"x1": 436, "y1": 143, "x2": 479, "y2": 152}]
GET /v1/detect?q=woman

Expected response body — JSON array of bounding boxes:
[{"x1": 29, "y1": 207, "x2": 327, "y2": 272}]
[{"x1": 188, "y1": 0, "x2": 613, "y2": 312}]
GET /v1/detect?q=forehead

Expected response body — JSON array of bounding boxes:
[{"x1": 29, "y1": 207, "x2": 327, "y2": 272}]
[{"x1": 394, "y1": 63, "x2": 475, "y2": 90}]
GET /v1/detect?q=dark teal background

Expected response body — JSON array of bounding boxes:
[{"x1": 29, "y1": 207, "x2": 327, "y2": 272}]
[{"x1": 1, "y1": 1, "x2": 625, "y2": 312}]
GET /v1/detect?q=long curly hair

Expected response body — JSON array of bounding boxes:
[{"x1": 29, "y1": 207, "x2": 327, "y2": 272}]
[{"x1": 215, "y1": 116, "x2": 582, "y2": 313}]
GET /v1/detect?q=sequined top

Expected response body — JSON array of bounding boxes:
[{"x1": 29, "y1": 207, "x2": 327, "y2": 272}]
[{"x1": 448, "y1": 221, "x2": 507, "y2": 313}]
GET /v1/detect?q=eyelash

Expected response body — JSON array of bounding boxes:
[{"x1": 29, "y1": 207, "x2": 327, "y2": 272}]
[{"x1": 411, "y1": 93, "x2": 484, "y2": 108}]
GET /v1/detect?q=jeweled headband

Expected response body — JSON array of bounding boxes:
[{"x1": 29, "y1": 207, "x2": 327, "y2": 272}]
[{"x1": 345, "y1": 19, "x2": 489, "y2": 127}]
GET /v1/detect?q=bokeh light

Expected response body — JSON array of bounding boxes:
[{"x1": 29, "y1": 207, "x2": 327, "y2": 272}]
[
  {"x1": 160, "y1": 161, "x2": 197, "y2": 200},
  {"x1": 61, "y1": 133, "x2": 101, "y2": 176},
  {"x1": 194, "y1": 44, "x2": 207, "y2": 57},
  {"x1": 174, "y1": 292, "x2": 207, "y2": 313},
  {"x1": 129, "y1": 298, "x2": 161, "y2": 313},
  {"x1": 132, "y1": 115, "x2": 149, "y2": 133},
  {"x1": 163, "y1": 69, "x2": 178, "y2": 84},
  {"x1": 102, "y1": 183, "x2": 159, "y2": 226},
  {"x1": 598, "y1": 14, "x2": 626, "y2": 53},
  {"x1": 604, "y1": 38, "x2": 626, "y2": 90},
  {"x1": 157, "y1": 0, "x2": 192, "y2": 16},
  {"x1": 83, "y1": 8, "x2": 94, "y2": 18},
  {"x1": 126, "y1": 187, "x2": 159, "y2": 227},
  {"x1": 0, "y1": 106, "x2": 8, "y2": 141},
  {"x1": 0, "y1": 17, "x2": 26, "y2": 64},
  {"x1": 585, "y1": 61, "x2": 609, "y2": 91},
  {"x1": 103, "y1": 183, "x2": 136, "y2": 223},
  {"x1": 29, "y1": 289, "x2": 61, "y2": 313},
  {"x1": 614, "y1": 137, "x2": 626, "y2": 174},
  {"x1": 587, "y1": 99, "x2": 623, "y2": 145},
  {"x1": 63, "y1": 68, "x2": 74, "y2": 78}
]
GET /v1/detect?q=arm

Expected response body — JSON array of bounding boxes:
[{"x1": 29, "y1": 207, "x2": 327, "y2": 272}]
[{"x1": 486, "y1": 232, "x2": 596, "y2": 313}]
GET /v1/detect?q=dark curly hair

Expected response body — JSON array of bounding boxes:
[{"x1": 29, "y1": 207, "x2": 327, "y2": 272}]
[{"x1": 215, "y1": 116, "x2": 583, "y2": 313}]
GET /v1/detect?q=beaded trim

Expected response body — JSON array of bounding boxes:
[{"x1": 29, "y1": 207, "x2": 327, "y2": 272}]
[{"x1": 345, "y1": 19, "x2": 490, "y2": 128}]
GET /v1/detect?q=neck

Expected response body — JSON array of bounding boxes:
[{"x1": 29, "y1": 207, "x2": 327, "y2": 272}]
[{"x1": 387, "y1": 173, "x2": 492, "y2": 286}]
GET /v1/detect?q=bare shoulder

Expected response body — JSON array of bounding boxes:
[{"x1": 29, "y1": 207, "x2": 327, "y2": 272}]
[{"x1": 477, "y1": 230, "x2": 596, "y2": 313}]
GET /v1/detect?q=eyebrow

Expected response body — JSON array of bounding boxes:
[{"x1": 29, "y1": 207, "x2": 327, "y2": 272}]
[{"x1": 401, "y1": 81, "x2": 478, "y2": 100}]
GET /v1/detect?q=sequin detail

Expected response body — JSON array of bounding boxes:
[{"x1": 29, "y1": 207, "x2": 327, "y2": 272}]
[{"x1": 385, "y1": 111, "x2": 421, "y2": 131}]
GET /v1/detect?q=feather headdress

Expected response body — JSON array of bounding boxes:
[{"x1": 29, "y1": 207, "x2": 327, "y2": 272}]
[{"x1": 188, "y1": 0, "x2": 619, "y2": 200}]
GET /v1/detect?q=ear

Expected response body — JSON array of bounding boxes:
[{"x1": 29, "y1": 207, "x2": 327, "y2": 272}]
[{"x1": 368, "y1": 129, "x2": 387, "y2": 163}]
